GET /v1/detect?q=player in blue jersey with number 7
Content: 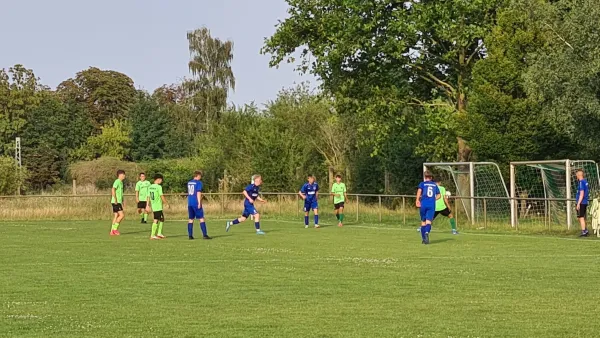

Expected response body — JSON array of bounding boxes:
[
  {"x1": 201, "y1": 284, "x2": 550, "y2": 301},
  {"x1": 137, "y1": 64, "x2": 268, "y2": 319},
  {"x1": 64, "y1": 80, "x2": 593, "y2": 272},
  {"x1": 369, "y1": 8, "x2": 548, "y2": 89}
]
[
  {"x1": 187, "y1": 171, "x2": 211, "y2": 240},
  {"x1": 226, "y1": 174, "x2": 267, "y2": 235},
  {"x1": 416, "y1": 171, "x2": 441, "y2": 244}
]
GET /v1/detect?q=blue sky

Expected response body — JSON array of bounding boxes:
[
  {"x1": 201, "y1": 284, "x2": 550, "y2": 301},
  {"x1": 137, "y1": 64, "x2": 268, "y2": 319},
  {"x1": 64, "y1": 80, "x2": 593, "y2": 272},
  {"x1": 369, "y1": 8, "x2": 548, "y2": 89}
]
[{"x1": 0, "y1": 0, "x2": 313, "y2": 106}]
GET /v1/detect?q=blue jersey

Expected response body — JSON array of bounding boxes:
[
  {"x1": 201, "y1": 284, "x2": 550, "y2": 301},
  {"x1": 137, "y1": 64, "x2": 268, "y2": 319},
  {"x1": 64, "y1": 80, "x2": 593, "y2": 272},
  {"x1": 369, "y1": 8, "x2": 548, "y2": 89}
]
[
  {"x1": 418, "y1": 181, "x2": 440, "y2": 208},
  {"x1": 300, "y1": 182, "x2": 319, "y2": 202},
  {"x1": 187, "y1": 179, "x2": 203, "y2": 207},
  {"x1": 578, "y1": 179, "x2": 589, "y2": 205},
  {"x1": 244, "y1": 184, "x2": 260, "y2": 206}
]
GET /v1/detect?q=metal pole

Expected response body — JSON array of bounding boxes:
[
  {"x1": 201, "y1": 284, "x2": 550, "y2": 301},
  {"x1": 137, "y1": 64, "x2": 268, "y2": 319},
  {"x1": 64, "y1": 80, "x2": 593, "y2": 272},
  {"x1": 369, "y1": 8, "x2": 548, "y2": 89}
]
[
  {"x1": 356, "y1": 195, "x2": 359, "y2": 222},
  {"x1": 510, "y1": 164, "x2": 516, "y2": 228},
  {"x1": 566, "y1": 160, "x2": 572, "y2": 230},
  {"x1": 484, "y1": 198, "x2": 487, "y2": 229},
  {"x1": 469, "y1": 162, "x2": 475, "y2": 226},
  {"x1": 402, "y1": 196, "x2": 406, "y2": 226},
  {"x1": 378, "y1": 195, "x2": 382, "y2": 224}
]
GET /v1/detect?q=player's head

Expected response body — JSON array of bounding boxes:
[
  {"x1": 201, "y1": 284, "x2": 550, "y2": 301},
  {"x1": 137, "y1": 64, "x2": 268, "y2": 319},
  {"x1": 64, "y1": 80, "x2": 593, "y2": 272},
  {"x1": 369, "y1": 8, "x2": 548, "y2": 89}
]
[
  {"x1": 252, "y1": 174, "x2": 262, "y2": 186},
  {"x1": 117, "y1": 170, "x2": 126, "y2": 180},
  {"x1": 576, "y1": 169, "x2": 585, "y2": 180},
  {"x1": 423, "y1": 171, "x2": 433, "y2": 181},
  {"x1": 435, "y1": 180, "x2": 441, "y2": 186},
  {"x1": 194, "y1": 170, "x2": 203, "y2": 180},
  {"x1": 307, "y1": 175, "x2": 315, "y2": 184},
  {"x1": 335, "y1": 174, "x2": 342, "y2": 183},
  {"x1": 139, "y1": 172, "x2": 146, "y2": 181},
  {"x1": 154, "y1": 173, "x2": 163, "y2": 184}
]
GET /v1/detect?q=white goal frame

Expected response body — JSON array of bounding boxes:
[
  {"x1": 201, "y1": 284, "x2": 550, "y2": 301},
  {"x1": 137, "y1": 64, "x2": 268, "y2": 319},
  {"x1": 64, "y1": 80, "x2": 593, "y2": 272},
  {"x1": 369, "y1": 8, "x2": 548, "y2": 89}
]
[
  {"x1": 423, "y1": 162, "x2": 510, "y2": 225},
  {"x1": 509, "y1": 159, "x2": 600, "y2": 229}
]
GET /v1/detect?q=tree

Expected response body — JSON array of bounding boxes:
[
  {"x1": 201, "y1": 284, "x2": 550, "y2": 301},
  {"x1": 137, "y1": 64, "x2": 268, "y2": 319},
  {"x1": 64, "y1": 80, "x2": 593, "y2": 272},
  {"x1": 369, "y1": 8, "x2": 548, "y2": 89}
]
[
  {"x1": 130, "y1": 91, "x2": 169, "y2": 161},
  {"x1": 0, "y1": 156, "x2": 28, "y2": 195},
  {"x1": 73, "y1": 120, "x2": 132, "y2": 160},
  {"x1": 263, "y1": 0, "x2": 504, "y2": 161},
  {"x1": 186, "y1": 27, "x2": 235, "y2": 131},
  {"x1": 57, "y1": 67, "x2": 136, "y2": 131},
  {"x1": 0, "y1": 64, "x2": 42, "y2": 155}
]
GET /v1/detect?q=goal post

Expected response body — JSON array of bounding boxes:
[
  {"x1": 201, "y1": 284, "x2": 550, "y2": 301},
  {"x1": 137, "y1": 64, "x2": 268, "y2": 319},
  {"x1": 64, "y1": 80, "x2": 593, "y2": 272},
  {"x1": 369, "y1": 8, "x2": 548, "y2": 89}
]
[
  {"x1": 423, "y1": 162, "x2": 510, "y2": 225},
  {"x1": 509, "y1": 160, "x2": 600, "y2": 229}
]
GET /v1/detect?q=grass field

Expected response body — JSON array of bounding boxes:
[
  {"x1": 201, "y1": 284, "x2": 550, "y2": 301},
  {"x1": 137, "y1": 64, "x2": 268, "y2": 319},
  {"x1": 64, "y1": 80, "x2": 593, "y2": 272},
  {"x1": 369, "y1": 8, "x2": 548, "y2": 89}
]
[{"x1": 2, "y1": 218, "x2": 600, "y2": 337}]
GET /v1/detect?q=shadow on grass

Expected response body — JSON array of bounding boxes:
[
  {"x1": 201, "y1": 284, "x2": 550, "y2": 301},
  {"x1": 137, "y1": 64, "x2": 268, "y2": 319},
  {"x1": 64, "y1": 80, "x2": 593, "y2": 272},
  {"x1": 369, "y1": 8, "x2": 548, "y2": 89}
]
[
  {"x1": 429, "y1": 238, "x2": 454, "y2": 244},
  {"x1": 121, "y1": 231, "x2": 148, "y2": 235}
]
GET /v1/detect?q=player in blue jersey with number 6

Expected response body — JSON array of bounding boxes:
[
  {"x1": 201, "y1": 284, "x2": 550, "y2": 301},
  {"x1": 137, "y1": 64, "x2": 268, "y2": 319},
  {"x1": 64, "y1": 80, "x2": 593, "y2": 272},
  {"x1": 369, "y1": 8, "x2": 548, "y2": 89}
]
[
  {"x1": 226, "y1": 174, "x2": 267, "y2": 235},
  {"x1": 416, "y1": 171, "x2": 441, "y2": 244},
  {"x1": 187, "y1": 171, "x2": 211, "y2": 240}
]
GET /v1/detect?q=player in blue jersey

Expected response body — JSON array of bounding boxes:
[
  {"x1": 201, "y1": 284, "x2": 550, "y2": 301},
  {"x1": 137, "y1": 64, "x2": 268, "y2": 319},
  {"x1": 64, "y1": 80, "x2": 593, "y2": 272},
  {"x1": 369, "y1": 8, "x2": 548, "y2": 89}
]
[
  {"x1": 416, "y1": 171, "x2": 441, "y2": 244},
  {"x1": 299, "y1": 175, "x2": 320, "y2": 228},
  {"x1": 576, "y1": 169, "x2": 590, "y2": 237},
  {"x1": 187, "y1": 171, "x2": 211, "y2": 240},
  {"x1": 226, "y1": 174, "x2": 267, "y2": 235}
]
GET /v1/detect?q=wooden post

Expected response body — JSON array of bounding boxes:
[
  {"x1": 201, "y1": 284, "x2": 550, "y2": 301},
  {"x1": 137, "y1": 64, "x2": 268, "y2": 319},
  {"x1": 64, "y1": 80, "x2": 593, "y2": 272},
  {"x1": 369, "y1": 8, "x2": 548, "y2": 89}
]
[
  {"x1": 296, "y1": 194, "x2": 299, "y2": 217},
  {"x1": 72, "y1": 180, "x2": 77, "y2": 195},
  {"x1": 278, "y1": 193, "x2": 282, "y2": 216},
  {"x1": 356, "y1": 195, "x2": 359, "y2": 222},
  {"x1": 378, "y1": 195, "x2": 382, "y2": 224},
  {"x1": 220, "y1": 192, "x2": 225, "y2": 215},
  {"x1": 402, "y1": 196, "x2": 406, "y2": 226},
  {"x1": 483, "y1": 198, "x2": 487, "y2": 229}
]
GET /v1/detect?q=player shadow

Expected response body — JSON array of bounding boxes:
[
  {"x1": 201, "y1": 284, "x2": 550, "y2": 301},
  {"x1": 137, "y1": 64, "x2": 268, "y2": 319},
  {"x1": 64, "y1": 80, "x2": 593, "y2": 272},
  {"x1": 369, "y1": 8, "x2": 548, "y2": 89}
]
[
  {"x1": 167, "y1": 234, "x2": 234, "y2": 239},
  {"x1": 120, "y1": 230, "x2": 148, "y2": 235},
  {"x1": 429, "y1": 238, "x2": 454, "y2": 244}
]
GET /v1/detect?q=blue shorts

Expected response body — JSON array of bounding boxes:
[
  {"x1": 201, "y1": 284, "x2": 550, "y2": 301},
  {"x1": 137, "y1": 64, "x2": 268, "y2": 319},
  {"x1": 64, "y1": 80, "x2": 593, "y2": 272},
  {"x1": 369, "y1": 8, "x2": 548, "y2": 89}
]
[
  {"x1": 303, "y1": 200, "x2": 318, "y2": 212},
  {"x1": 420, "y1": 206, "x2": 435, "y2": 222},
  {"x1": 242, "y1": 204, "x2": 258, "y2": 218},
  {"x1": 187, "y1": 206, "x2": 204, "y2": 219}
]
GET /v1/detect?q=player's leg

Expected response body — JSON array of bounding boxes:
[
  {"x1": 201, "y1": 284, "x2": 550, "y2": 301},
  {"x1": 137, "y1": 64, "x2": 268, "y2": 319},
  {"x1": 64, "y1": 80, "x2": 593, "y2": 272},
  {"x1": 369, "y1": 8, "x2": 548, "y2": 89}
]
[
  {"x1": 313, "y1": 201, "x2": 320, "y2": 228},
  {"x1": 157, "y1": 212, "x2": 165, "y2": 239},
  {"x1": 142, "y1": 202, "x2": 149, "y2": 223},
  {"x1": 304, "y1": 203, "x2": 310, "y2": 228},
  {"x1": 254, "y1": 212, "x2": 265, "y2": 235},
  {"x1": 150, "y1": 212, "x2": 159, "y2": 240},
  {"x1": 423, "y1": 208, "x2": 435, "y2": 244},
  {"x1": 187, "y1": 206, "x2": 195, "y2": 239},
  {"x1": 338, "y1": 204, "x2": 345, "y2": 226},
  {"x1": 579, "y1": 205, "x2": 589, "y2": 237},
  {"x1": 198, "y1": 208, "x2": 211, "y2": 239},
  {"x1": 226, "y1": 210, "x2": 248, "y2": 232},
  {"x1": 110, "y1": 205, "x2": 120, "y2": 235},
  {"x1": 137, "y1": 205, "x2": 143, "y2": 223},
  {"x1": 446, "y1": 209, "x2": 458, "y2": 234},
  {"x1": 112, "y1": 204, "x2": 124, "y2": 235},
  {"x1": 419, "y1": 207, "x2": 428, "y2": 243}
]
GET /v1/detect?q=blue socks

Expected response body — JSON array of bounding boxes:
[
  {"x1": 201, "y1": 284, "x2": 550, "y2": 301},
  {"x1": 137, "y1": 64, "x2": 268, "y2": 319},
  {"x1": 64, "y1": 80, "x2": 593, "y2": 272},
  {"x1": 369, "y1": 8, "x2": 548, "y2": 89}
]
[
  {"x1": 232, "y1": 219, "x2": 240, "y2": 225},
  {"x1": 314, "y1": 215, "x2": 319, "y2": 225},
  {"x1": 255, "y1": 222, "x2": 260, "y2": 230},
  {"x1": 200, "y1": 222, "x2": 207, "y2": 236},
  {"x1": 187, "y1": 222, "x2": 193, "y2": 237},
  {"x1": 304, "y1": 216, "x2": 309, "y2": 226},
  {"x1": 420, "y1": 224, "x2": 432, "y2": 241},
  {"x1": 426, "y1": 224, "x2": 432, "y2": 233}
]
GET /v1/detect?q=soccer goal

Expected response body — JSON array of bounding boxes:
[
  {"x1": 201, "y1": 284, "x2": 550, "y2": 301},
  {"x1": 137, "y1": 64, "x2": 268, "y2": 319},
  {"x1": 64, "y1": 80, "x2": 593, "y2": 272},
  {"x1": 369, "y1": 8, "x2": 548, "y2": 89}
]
[
  {"x1": 509, "y1": 160, "x2": 600, "y2": 229},
  {"x1": 423, "y1": 162, "x2": 510, "y2": 225}
]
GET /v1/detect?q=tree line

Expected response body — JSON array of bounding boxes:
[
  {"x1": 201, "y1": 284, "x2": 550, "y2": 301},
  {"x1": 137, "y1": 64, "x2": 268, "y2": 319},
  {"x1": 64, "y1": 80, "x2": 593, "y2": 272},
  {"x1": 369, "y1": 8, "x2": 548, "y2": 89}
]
[{"x1": 1, "y1": 0, "x2": 599, "y2": 195}]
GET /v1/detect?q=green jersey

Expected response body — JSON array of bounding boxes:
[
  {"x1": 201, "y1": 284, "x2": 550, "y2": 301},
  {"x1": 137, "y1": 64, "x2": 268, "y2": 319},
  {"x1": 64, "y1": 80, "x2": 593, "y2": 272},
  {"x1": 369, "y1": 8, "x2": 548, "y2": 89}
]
[
  {"x1": 331, "y1": 182, "x2": 347, "y2": 204},
  {"x1": 135, "y1": 180, "x2": 151, "y2": 201},
  {"x1": 435, "y1": 186, "x2": 447, "y2": 211},
  {"x1": 111, "y1": 179, "x2": 123, "y2": 204},
  {"x1": 148, "y1": 184, "x2": 164, "y2": 211}
]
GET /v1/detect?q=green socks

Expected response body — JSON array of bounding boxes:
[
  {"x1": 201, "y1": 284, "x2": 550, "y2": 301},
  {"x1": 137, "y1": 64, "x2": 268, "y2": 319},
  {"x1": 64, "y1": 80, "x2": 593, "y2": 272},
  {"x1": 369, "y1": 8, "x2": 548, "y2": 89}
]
[
  {"x1": 450, "y1": 218, "x2": 456, "y2": 230},
  {"x1": 143, "y1": 213, "x2": 148, "y2": 222},
  {"x1": 339, "y1": 214, "x2": 344, "y2": 222},
  {"x1": 151, "y1": 222, "x2": 158, "y2": 237},
  {"x1": 112, "y1": 223, "x2": 120, "y2": 230},
  {"x1": 157, "y1": 222, "x2": 164, "y2": 236}
]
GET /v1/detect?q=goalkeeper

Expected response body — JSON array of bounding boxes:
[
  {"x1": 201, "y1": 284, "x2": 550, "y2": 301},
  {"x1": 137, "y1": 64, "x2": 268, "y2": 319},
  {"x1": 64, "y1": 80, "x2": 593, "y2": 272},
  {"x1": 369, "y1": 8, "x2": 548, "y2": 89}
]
[{"x1": 434, "y1": 180, "x2": 458, "y2": 235}]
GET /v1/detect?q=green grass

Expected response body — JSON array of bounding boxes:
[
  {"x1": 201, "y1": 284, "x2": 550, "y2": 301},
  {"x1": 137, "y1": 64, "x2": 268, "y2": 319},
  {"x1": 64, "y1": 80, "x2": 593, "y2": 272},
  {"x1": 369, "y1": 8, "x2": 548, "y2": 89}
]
[{"x1": 2, "y1": 219, "x2": 600, "y2": 337}]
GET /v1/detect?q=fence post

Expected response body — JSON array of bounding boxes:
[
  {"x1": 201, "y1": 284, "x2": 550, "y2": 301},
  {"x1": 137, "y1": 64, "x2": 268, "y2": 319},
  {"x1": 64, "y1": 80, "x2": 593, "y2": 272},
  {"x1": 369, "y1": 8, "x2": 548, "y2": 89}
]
[
  {"x1": 378, "y1": 195, "x2": 382, "y2": 224},
  {"x1": 278, "y1": 193, "x2": 282, "y2": 217},
  {"x1": 483, "y1": 198, "x2": 487, "y2": 229},
  {"x1": 296, "y1": 194, "x2": 299, "y2": 217},
  {"x1": 72, "y1": 180, "x2": 77, "y2": 195},
  {"x1": 220, "y1": 192, "x2": 224, "y2": 216},
  {"x1": 356, "y1": 195, "x2": 359, "y2": 222},
  {"x1": 402, "y1": 196, "x2": 406, "y2": 226},
  {"x1": 454, "y1": 198, "x2": 458, "y2": 228}
]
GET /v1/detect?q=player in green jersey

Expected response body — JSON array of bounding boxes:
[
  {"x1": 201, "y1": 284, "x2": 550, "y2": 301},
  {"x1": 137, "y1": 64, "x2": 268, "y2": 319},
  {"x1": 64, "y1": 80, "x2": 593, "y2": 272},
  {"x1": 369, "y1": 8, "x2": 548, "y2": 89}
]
[
  {"x1": 331, "y1": 174, "x2": 348, "y2": 227},
  {"x1": 135, "y1": 172, "x2": 151, "y2": 224},
  {"x1": 147, "y1": 174, "x2": 168, "y2": 240},
  {"x1": 434, "y1": 181, "x2": 458, "y2": 235},
  {"x1": 110, "y1": 170, "x2": 126, "y2": 236}
]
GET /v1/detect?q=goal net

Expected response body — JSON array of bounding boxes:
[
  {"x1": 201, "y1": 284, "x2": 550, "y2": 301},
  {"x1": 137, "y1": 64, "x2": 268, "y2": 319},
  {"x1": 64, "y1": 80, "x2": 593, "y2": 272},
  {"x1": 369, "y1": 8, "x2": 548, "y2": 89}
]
[
  {"x1": 423, "y1": 162, "x2": 510, "y2": 225},
  {"x1": 510, "y1": 160, "x2": 600, "y2": 229}
]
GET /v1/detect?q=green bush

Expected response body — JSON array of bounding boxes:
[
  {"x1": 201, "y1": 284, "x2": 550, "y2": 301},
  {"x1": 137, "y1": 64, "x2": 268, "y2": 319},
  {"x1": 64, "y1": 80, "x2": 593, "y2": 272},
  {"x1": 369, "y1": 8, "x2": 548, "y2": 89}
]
[
  {"x1": 141, "y1": 157, "x2": 220, "y2": 193},
  {"x1": 69, "y1": 157, "x2": 141, "y2": 190},
  {"x1": 0, "y1": 157, "x2": 28, "y2": 195}
]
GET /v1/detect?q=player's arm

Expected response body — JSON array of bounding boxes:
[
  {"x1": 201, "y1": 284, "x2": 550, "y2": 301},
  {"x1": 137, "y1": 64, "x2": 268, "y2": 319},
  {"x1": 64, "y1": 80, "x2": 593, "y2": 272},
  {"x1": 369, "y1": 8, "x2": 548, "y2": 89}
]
[
  {"x1": 111, "y1": 186, "x2": 117, "y2": 203},
  {"x1": 243, "y1": 190, "x2": 254, "y2": 204},
  {"x1": 416, "y1": 188, "x2": 422, "y2": 208},
  {"x1": 197, "y1": 190, "x2": 202, "y2": 209},
  {"x1": 298, "y1": 186, "x2": 307, "y2": 200},
  {"x1": 577, "y1": 187, "x2": 584, "y2": 209},
  {"x1": 444, "y1": 194, "x2": 450, "y2": 209},
  {"x1": 257, "y1": 196, "x2": 267, "y2": 203},
  {"x1": 135, "y1": 190, "x2": 140, "y2": 203}
]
